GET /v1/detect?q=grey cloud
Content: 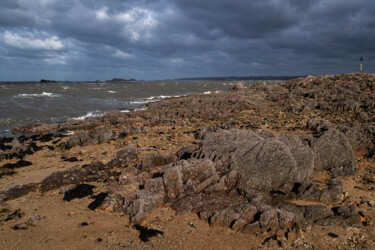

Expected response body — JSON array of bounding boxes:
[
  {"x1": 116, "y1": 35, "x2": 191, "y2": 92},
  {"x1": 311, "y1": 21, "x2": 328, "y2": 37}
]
[{"x1": 0, "y1": 0, "x2": 374, "y2": 81}]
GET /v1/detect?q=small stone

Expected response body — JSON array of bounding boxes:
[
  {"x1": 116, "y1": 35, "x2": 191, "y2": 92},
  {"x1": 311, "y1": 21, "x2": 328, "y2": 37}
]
[
  {"x1": 27, "y1": 214, "x2": 41, "y2": 226},
  {"x1": 13, "y1": 222, "x2": 28, "y2": 230},
  {"x1": 328, "y1": 232, "x2": 339, "y2": 238}
]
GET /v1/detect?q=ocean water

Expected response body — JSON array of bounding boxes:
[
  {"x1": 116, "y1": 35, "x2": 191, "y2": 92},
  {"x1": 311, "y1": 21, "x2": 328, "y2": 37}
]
[{"x1": 0, "y1": 80, "x2": 250, "y2": 137}]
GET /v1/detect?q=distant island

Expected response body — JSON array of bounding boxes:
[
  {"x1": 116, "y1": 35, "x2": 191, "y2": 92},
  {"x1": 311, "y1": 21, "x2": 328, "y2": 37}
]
[
  {"x1": 40, "y1": 79, "x2": 57, "y2": 83},
  {"x1": 106, "y1": 78, "x2": 137, "y2": 82}
]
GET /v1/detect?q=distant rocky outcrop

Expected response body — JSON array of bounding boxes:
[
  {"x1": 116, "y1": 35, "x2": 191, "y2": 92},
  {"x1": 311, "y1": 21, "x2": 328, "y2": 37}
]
[
  {"x1": 107, "y1": 78, "x2": 136, "y2": 82},
  {"x1": 40, "y1": 79, "x2": 57, "y2": 83}
]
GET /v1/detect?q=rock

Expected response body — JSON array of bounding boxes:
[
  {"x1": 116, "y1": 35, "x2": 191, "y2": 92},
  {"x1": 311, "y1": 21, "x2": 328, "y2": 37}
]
[
  {"x1": 41, "y1": 162, "x2": 114, "y2": 193},
  {"x1": 304, "y1": 205, "x2": 334, "y2": 222},
  {"x1": 62, "y1": 130, "x2": 90, "y2": 149},
  {"x1": 13, "y1": 222, "x2": 28, "y2": 230},
  {"x1": 195, "y1": 129, "x2": 313, "y2": 192},
  {"x1": 304, "y1": 118, "x2": 332, "y2": 133},
  {"x1": 91, "y1": 126, "x2": 113, "y2": 144},
  {"x1": 126, "y1": 191, "x2": 165, "y2": 223},
  {"x1": 163, "y1": 163, "x2": 184, "y2": 199},
  {"x1": 312, "y1": 128, "x2": 356, "y2": 176},
  {"x1": 228, "y1": 82, "x2": 245, "y2": 91},
  {"x1": 27, "y1": 214, "x2": 41, "y2": 226},
  {"x1": 59, "y1": 184, "x2": 78, "y2": 194},
  {"x1": 4, "y1": 209, "x2": 23, "y2": 221},
  {"x1": 328, "y1": 232, "x2": 339, "y2": 238},
  {"x1": 336, "y1": 123, "x2": 375, "y2": 157},
  {"x1": 61, "y1": 126, "x2": 114, "y2": 149},
  {"x1": 0, "y1": 184, "x2": 38, "y2": 203},
  {"x1": 121, "y1": 126, "x2": 149, "y2": 136},
  {"x1": 98, "y1": 197, "x2": 119, "y2": 212},
  {"x1": 40, "y1": 166, "x2": 87, "y2": 193},
  {"x1": 138, "y1": 153, "x2": 178, "y2": 171},
  {"x1": 107, "y1": 146, "x2": 138, "y2": 168}
]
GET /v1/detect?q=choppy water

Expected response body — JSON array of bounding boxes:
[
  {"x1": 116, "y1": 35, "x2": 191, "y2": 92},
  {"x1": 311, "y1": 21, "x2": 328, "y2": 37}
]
[{"x1": 0, "y1": 80, "x2": 254, "y2": 137}]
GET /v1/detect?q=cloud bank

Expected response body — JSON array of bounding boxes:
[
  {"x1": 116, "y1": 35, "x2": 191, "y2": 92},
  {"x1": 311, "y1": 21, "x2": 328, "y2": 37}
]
[{"x1": 0, "y1": 0, "x2": 374, "y2": 80}]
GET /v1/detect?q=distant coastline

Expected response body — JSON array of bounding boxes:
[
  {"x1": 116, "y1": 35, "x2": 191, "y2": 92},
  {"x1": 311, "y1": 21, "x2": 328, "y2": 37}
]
[{"x1": 1, "y1": 75, "x2": 302, "y2": 83}]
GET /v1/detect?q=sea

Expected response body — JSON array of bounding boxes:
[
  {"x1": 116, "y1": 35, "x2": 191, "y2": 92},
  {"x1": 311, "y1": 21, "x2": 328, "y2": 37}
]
[{"x1": 0, "y1": 80, "x2": 260, "y2": 137}]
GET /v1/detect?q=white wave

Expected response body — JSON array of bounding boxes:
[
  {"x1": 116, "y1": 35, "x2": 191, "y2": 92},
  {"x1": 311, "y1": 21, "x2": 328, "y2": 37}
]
[
  {"x1": 203, "y1": 91, "x2": 211, "y2": 95},
  {"x1": 146, "y1": 95, "x2": 171, "y2": 100},
  {"x1": 130, "y1": 100, "x2": 150, "y2": 105},
  {"x1": 120, "y1": 109, "x2": 130, "y2": 113},
  {"x1": 61, "y1": 86, "x2": 69, "y2": 90},
  {"x1": 71, "y1": 111, "x2": 103, "y2": 120},
  {"x1": 15, "y1": 92, "x2": 61, "y2": 98},
  {"x1": 215, "y1": 90, "x2": 221, "y2": 93},
  {"x1": 108, "y1": 90, "x2": 117, "y2": 93}
]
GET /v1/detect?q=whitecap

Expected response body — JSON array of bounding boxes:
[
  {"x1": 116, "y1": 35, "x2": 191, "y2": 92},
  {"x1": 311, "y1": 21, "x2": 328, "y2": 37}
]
[
  {"x1": 71, "y1": 111, "x2": 103, "y2": 120},
  {"x1": 108, "y1": 90, "x2": 117, "y2": 93},
  {"x1": 203, "y1": 91, "x2": 211, "y2": 95},
  {"x1": 15, "y1": 92, "x2": 60, "y2": 98},
  {"x1": 130, "y1": 100, "x2": 150, "y2": 105}
]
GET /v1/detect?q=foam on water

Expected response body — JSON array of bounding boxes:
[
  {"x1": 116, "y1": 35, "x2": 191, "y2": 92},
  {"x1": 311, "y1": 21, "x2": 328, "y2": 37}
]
[
  {"x1": 15, "y1": 92, "x2": 60, "y2": 98},
  {"x1": 71, "y1": 111, "x2": 103, "y2": 120}
]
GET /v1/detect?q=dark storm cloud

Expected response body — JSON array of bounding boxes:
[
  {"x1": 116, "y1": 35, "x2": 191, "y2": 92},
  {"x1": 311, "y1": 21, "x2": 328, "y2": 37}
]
[{"x1": 0, "y1": 0, "x2": 374, "y2": 81}]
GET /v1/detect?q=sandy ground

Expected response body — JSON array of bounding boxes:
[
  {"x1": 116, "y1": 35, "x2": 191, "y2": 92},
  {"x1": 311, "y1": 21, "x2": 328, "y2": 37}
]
[{"x1": 1, "y1": 122, "x2": 375, "y2": 249}]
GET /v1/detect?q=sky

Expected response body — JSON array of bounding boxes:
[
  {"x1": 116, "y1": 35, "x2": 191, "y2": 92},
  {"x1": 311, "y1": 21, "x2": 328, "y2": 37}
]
[{"x1": 0, "y1": 0, "x2": 374, "y2": 81}]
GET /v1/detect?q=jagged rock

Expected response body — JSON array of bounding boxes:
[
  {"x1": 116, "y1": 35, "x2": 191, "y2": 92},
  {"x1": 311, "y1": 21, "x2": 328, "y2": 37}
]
[
  {"x1": 62, "y1": 130, "x2": 90, "y2": 149},
  {"x1": 137, "y1": 153, "x2": 178, "y2": 171},
  {"x1": 312, "y1": 128, "x2": 356, "y2": 176},
  {"x1": 121, "y1": 126, "x2": 149, "y2": 136},
  {"x1": 107, "y1": 146, "x2": 138, "y2": 168},
  {"x1": 304, "y1": 118, "x2": 332, "y2": 133},
  {"x1": 336, "y1": 123, "x2": 375, "y2": 157},
  {"x1": 91, "y1": 126, "x2": 113, "y2": 144},
  {"x1": 61, "y1": 126, "x2": 115, "y2": 149}
]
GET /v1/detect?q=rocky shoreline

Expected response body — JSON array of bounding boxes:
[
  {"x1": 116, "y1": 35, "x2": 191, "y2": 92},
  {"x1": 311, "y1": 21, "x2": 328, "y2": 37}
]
[{"x1": 1, "y1": 73, "x2": 375, "y2": 249}]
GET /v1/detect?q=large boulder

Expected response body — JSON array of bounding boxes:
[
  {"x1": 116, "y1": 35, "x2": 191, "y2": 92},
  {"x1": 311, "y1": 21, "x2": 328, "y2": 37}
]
[
  {"x1": 311, "y1": 128, "x2": 356, "y2": 176},
  {"x1": 194, "y1": 129, "x2": 314, "y2": 192}
]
